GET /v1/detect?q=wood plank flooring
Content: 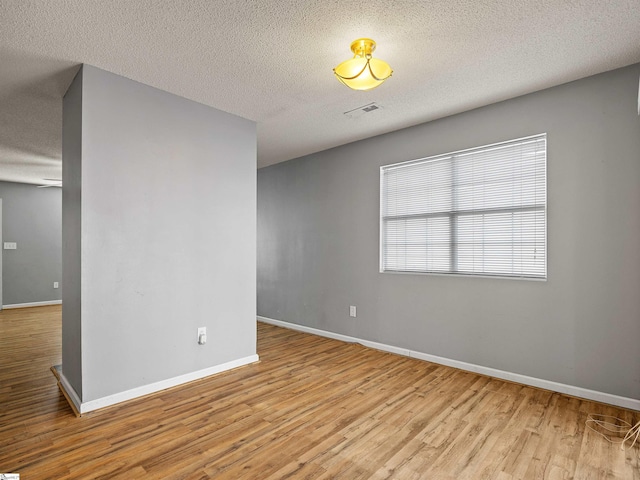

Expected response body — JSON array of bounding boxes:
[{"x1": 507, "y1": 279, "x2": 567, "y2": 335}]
[{"x1": 1, "y1": 305, "x2": 638, "y2": 479}]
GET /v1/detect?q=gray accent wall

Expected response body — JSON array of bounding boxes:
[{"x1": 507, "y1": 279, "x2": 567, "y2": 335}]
[
  {"x1": 63, "y1": 65, "x2": 257, "y2": 403},
  {"x1": 258, "y1": 63, "x2": 640, "y2": 400},
  {"x1": 0, "y1": 181, "x2": 62, "y2": 306},
  {"x1": 62, "y1": 67, "x2": 83, "y2": 396}
]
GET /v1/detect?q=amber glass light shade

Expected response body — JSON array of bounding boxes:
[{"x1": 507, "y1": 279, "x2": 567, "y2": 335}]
[{"x1": 333, "y1": 38, "x2": 393, "y2": 91}]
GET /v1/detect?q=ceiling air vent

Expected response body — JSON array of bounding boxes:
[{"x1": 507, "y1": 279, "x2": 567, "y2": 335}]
[{"x1": 343, "y1": 102, "x2": 383, "y2": 119}]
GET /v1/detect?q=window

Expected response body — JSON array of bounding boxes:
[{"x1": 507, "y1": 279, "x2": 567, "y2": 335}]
[{"x1": 380, "y1": 134, "x2": 546, "y2": 279}]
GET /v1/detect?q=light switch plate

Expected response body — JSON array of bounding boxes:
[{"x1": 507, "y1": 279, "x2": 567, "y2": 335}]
[
  {"x1": 3, "y1": 242, "x2": 17, "y2": 250},
  {"x1": 197, "y1": 327, "x2": 207, "y2": 344}
]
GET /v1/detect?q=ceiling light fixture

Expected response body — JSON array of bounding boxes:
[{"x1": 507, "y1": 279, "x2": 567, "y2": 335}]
[{"x1": 333, "y1": 38, "x2": 393, "y2": 91}]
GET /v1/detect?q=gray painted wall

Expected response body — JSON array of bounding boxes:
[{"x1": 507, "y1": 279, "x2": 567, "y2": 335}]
[
  {"x1": 258, "y1": 63, "x2": 640, "y2": 400},
  {"x1": 0, "y1": 181, "x2": 62, "y2": 306},
  {"x1": 62, "y1": 67, "x2": 83, "y2": 396},
  {"x1": 63, "y1": 65, "x2": 257, "y2": 402}
]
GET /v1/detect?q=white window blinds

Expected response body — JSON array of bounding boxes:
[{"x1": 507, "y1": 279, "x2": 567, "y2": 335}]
[{"x1": 380, "y1": 134, "x2": 546, "y2": 279}]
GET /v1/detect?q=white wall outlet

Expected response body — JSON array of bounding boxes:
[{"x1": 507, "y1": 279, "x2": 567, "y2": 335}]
[
  {"x1": 197, "y1": 327, "x2": 207, "y2": 345},
  {"x1": 53, "y1": 282, "x2": 59, "y2": 289},
  {"x1": 349, "y1": 305, "x2": 357, "y2": 317},
  {"x1": 3, "y1": 242, "x2": 17, "y2": 250}
]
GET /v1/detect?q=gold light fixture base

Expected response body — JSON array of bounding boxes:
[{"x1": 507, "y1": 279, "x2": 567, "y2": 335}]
[
  {"x1": 350, "y1": 38, "x2": 377, "y2": 58},
  {"x1": 334, "y1": 38, "x2": 392, "y2": 91}
]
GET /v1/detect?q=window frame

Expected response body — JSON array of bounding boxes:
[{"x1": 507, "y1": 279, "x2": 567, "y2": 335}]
[{"x1": 379, "y1": 134, "x2": 547, "y2": 281}]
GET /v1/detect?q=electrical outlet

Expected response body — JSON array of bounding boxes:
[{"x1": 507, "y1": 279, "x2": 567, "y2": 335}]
[
  {"x1": 349, "y1": 306, "x2": 357, "y2": 317},
  {"x1": 53, "y1": 282, "x2": 59, "y2": 289},
  {"x1": 197, "y1": 327, "x2": 207, "y2": 345}
]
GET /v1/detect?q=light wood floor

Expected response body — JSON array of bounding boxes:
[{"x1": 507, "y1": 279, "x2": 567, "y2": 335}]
[{"x1": 1, "y1": 306, "x2": 638, "y2": 479}]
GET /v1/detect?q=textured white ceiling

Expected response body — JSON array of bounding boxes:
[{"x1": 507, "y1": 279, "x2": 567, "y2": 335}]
[{"x1": 1, "y1": 0, "x2": 639, "y2": 184}]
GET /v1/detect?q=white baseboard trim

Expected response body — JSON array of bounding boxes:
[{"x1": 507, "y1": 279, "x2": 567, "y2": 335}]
[
  {"x1": 3, "y1": 300, "x2": 62, "y2": 309},
  {"x1": 60, "y1": 354, "x2": 259, "y2": 414},
  {"x1": 258, "y1": 316, "x2": 640, "y2": 411}
]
